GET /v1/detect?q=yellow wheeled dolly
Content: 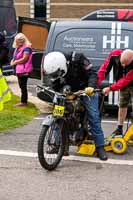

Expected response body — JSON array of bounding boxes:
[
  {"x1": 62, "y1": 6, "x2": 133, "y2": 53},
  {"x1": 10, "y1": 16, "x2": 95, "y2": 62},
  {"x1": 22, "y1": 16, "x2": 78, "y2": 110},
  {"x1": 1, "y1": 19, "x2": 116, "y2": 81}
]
[
  {"x1": 77, "y1": 123, "x2": 133, "y2": 156},
  {"x1": 77, "y1": 87, "x2": 133, "y2": 156}
]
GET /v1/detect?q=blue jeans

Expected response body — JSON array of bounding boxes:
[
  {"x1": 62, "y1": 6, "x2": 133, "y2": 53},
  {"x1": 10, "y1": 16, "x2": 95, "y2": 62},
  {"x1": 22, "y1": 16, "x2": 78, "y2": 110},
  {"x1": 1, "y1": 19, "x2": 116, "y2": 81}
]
[{"x1": 80, "y1": 94, "x2": 104, "y2": 147}]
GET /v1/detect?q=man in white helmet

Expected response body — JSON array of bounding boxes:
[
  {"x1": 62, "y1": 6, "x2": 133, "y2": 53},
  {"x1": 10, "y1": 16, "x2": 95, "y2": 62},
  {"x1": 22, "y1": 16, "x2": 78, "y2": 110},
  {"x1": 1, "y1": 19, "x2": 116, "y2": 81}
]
[
  {"x1": 42, "y1": 51, "x2": 108, "y2": 161},
  {"x1": 98, "y1": 49, "x2": 133, "y2": 137}
]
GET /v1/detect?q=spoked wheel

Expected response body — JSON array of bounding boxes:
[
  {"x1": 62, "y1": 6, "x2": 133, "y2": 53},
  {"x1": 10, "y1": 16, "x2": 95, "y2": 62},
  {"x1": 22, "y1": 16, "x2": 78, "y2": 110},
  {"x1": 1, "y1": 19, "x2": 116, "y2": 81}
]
[{"x1": 38, "y1": 120, "x2": 66, "y2": 171}]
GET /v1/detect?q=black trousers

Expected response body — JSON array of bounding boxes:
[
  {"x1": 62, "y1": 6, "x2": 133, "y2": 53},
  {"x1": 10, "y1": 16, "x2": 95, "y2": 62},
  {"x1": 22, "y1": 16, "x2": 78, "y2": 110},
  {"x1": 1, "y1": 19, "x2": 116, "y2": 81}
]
[{"x1": 17, "y1": 75, "x2": 28, "y2": 103}]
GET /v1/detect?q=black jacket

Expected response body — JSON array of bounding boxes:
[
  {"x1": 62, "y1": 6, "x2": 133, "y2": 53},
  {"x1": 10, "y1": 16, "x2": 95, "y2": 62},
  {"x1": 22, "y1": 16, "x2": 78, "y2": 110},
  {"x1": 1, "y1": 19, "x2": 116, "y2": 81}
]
[{"x1": 51, "y1": 52, "x2": 98, "y2": 92}]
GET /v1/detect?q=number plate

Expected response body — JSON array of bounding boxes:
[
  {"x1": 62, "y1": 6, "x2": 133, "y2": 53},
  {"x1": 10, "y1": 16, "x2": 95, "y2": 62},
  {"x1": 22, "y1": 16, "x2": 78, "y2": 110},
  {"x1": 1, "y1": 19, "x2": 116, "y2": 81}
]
[{"x1": 53, "y1": 105, "x2": 65, "y2": 117}]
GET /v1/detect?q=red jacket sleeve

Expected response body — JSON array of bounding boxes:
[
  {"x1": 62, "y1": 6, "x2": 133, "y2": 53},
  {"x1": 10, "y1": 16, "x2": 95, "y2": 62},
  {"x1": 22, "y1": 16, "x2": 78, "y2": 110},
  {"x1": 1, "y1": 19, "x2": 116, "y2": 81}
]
[
  {"x1": 97, "y1": 54, "x2": 112, "y2": 86},
  {"x1": 110, "y1": 70, "x2": 133, "y2": 91},
  {"x1": 97, "y1": 49, "x2": 123, "y2": 86}
]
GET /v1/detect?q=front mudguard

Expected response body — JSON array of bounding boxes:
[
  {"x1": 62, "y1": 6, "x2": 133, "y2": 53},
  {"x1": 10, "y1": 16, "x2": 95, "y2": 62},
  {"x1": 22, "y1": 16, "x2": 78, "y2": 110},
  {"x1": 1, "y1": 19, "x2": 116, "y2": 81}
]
[
  {"x1": 42, "y1": 114, "x2": 65, "y2": 126},
  {"x1": 42, "y1": 115, "x2": 55, "y2": 126}
]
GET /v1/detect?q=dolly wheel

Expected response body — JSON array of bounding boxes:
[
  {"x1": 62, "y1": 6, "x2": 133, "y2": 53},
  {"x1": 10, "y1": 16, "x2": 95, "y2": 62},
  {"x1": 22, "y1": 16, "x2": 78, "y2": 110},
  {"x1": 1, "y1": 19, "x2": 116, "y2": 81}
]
[{"x1": 111, "y1": 138, "x2": 127, "y2": 154}]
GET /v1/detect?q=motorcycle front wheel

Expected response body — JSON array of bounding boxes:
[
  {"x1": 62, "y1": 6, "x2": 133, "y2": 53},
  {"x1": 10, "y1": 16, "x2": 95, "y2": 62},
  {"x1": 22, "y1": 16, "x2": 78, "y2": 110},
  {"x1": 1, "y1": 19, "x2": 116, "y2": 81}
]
[{"x1": 38, "y1": 119, "x2": 66, "y2": 171}]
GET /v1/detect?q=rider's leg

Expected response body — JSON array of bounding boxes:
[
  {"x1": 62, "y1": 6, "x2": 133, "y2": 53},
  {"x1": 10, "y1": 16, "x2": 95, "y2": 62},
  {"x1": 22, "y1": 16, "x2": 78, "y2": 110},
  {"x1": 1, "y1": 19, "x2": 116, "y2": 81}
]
[{"x1": 80, "y1": 94, "x2": 108, "y2": 160}]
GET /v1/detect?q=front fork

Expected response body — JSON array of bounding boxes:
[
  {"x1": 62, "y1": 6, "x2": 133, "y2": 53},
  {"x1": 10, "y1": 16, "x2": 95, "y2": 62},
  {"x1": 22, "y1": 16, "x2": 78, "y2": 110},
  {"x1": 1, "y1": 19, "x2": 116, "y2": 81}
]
[{"x1": 42, "y1": 114, "x2": 69, "y2": 150}]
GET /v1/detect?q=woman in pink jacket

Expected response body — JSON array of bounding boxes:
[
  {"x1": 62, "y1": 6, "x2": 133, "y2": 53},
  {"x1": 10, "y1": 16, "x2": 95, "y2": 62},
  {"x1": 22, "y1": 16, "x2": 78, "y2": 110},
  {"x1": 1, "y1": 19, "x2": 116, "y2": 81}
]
[{"x1": 11, "y1": 33, "x2": 33, "y2": 106}]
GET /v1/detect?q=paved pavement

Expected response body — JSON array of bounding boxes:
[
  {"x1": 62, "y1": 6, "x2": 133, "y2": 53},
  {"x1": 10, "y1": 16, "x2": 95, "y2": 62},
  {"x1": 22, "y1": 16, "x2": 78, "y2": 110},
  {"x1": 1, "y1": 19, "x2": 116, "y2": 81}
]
[{"x1": 6, "y1": 75, "x2": 52, "y2": 113}]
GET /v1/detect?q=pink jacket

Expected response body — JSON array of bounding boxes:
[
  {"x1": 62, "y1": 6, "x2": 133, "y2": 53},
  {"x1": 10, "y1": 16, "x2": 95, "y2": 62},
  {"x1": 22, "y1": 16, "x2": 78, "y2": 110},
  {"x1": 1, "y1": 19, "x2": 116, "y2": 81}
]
[{"x1": 13, "y1": 45, "x2": 33, "y2": 74}]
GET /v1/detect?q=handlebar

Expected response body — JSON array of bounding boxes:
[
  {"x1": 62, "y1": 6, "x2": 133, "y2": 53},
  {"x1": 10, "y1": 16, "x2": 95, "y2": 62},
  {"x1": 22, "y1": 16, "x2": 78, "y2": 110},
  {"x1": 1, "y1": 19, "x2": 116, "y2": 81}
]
[
  {"x1": 73, "y1": 88, "x2": 102, "y2": 96},
  {"x1": 36, "y1": 85, "x2": 102, "y2": 100},
  {"x1": 36, "y1": 85, "x2": 63, "y2": 96}
]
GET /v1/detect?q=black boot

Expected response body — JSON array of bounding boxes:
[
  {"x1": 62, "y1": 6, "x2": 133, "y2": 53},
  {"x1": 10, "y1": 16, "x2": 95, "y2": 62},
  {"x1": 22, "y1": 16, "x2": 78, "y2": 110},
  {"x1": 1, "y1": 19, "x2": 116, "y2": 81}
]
[{"x1": 96, "y1": 146, "x2": 108, "y2": 161}]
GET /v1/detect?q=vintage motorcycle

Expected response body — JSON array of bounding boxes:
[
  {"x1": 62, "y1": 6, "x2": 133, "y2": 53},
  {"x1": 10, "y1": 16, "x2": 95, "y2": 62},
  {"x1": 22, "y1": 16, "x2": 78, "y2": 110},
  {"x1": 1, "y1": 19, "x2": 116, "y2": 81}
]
[
  {"x1": 37, "y1": 85, "x2": 133, "y2": 171},
  {"x1": 37, "y1": 85, "x2": 99, "y2": 171}
]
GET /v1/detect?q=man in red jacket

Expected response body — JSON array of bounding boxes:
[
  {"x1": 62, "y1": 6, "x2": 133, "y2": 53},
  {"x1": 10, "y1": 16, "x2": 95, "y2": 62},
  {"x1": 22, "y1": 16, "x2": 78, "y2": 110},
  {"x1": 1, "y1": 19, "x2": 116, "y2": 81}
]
[{"x1": 98, "y1": 49, "x2": 133, "y2": 137}]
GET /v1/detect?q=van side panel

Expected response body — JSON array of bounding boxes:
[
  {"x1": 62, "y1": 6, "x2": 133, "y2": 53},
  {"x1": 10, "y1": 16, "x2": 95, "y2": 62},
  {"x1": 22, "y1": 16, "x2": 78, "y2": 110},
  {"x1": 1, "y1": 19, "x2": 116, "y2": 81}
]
[{"x1": 44, "y1": 20, "x2": 133, "y2": 106}]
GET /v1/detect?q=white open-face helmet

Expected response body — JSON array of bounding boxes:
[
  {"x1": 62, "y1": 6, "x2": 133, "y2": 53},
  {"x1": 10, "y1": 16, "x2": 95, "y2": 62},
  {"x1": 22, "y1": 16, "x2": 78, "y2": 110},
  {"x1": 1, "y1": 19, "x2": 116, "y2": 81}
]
[{"x1": 43, "y1": 52, "x2": 67, "y2": 79}]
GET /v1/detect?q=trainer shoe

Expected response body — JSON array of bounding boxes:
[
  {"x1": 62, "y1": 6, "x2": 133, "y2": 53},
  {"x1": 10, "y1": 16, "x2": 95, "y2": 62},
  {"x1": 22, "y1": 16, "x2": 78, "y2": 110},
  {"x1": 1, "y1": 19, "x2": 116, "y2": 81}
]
[{"x1": 111, "y1": 128, "x2": 123, "y2": 138}]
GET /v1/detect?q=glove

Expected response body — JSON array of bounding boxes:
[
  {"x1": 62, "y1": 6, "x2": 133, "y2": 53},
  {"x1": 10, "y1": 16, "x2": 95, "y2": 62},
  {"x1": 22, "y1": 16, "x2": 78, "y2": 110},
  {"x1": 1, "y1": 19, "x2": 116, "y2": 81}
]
[{"x1": 85, "y1": 87, "x2": 94, "y2": 96}]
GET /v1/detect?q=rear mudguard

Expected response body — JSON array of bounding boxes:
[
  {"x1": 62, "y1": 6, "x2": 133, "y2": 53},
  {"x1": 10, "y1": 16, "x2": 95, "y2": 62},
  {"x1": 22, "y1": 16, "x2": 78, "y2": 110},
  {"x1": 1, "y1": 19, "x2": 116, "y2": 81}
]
[{"x1": 42, "y1": 115, "x2": 65, "y2": 126}]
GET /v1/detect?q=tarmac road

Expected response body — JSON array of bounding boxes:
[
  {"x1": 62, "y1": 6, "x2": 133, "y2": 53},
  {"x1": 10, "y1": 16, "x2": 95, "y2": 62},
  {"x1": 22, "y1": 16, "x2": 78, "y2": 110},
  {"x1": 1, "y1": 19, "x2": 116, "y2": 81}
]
[
  {"x1": 1, "y1": 76, "x2": 133, "y2": 200},
  {"x1": 0, "y1": 116, "x2": 133, "y2": 200}
]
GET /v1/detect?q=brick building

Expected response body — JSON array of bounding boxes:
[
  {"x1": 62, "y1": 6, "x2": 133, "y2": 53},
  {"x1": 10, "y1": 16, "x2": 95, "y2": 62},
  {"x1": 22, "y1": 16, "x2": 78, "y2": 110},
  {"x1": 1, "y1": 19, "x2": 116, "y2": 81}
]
[{"x1": 14, "y1": 0, "x2": 133, "y2": 21}]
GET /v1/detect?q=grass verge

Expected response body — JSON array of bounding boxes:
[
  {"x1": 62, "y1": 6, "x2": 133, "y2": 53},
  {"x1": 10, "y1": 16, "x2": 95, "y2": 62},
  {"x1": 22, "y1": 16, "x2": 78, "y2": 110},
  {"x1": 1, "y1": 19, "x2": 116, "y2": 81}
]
[{"x1": 0, "y1": 94, "x2": 39, "y2": 132}]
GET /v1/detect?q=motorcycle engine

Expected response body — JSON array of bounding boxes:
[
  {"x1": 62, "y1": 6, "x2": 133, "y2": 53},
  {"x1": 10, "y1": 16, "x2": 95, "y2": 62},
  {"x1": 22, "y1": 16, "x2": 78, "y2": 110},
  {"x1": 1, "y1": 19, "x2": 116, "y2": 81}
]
[
  {"x1": 66, "y1": 98, "x2": 84, "y2": 113},
  {"x1": 69, "y1": 127, "x2": 85, "y2": 145}
]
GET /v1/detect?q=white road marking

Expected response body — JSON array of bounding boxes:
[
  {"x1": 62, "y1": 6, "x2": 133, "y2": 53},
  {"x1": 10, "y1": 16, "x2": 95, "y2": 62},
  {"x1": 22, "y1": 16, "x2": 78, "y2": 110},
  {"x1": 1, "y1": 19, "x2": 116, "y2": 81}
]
[
  {"x1": 34, "y1": 117, "x2": 130, "y2": 124},
  {"x1": 103, "y1": 120, "x2": 130, "y2": 124},
  {"x1": 63, "y1": 155, "x2": 133, "y2": 165},
  {"x1": 0, "y1": 150, "x2": 37, "y2": 157},
  {"x1": 0, "y1": 150, "x2": 133, "y2": 166}
]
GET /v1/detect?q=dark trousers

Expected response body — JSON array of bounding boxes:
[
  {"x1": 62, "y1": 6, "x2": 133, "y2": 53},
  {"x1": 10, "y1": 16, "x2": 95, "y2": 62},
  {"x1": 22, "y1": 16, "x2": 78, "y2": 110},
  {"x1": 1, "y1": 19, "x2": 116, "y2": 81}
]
[{"x1": 17, "y1": 76, "x2": 28, "y2": 103}]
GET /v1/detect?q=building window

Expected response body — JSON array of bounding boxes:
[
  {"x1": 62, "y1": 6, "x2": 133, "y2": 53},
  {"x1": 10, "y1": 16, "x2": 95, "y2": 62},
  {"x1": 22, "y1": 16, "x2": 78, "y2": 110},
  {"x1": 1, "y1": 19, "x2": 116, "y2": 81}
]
[{"x1": 34, "y1": 0, "x2": 46, "y2": 20}]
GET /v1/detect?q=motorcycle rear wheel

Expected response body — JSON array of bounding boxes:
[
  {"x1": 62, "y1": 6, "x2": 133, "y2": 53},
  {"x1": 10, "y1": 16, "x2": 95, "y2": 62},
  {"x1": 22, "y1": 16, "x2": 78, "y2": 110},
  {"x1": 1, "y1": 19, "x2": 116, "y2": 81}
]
[{"x1": 38, "y1": 120, "x2": 66, "y2": 171}]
